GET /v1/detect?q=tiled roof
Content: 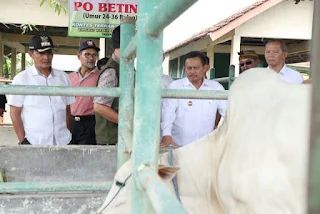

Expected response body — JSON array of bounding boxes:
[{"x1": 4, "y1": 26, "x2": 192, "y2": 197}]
[{"x1": 165, "y1": 0, "x2": 270, "y2": 53}]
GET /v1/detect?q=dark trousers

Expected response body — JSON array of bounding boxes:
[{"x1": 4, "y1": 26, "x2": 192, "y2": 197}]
[
  {"x1": 20, "y1": 138, "x2": 31, "y2": 145},
  {"x1": 70, "y1": 115, "x2": 97, "y2": 145}
]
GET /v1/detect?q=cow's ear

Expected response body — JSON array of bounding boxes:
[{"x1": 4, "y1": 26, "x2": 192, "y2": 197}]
[{"x1": 158, "y1": 165, "x2": 180, "y2": 180}]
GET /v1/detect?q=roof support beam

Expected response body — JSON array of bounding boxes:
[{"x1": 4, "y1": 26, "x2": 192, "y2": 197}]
[
  {"x1": 1, "y1": 33, "x2": 99, "y2": 48},
  {"x1": 53, "y1": 47, "x2": 81, "y2": 55},
  {"x1": 287, "y1": 41, "x2": 310, "y2": 54},
  {"x1": 201, "y1": 45, "x2": 266, "y2": 54},
  {"x1": 169, "y1": 36, "x2": 212, "y2": 59},
  {"x1": 11, "y1": 48, "x2": 17, "y2": 79},
  {"x1": 3, "y1": 41, "x2": 26, "y2": 53},
  {"x1": 210, "y1": 30, "x2": 235, "y2": 44}
]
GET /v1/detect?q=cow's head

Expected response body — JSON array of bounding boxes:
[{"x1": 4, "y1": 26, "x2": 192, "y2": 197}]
[{"x1": 97, "y1": 159, "x2": 179, "y2": 214}]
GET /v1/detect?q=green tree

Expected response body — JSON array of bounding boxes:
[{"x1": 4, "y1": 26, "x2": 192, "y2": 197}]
[
  {"x1": 20, "y1": 0, "x2": 67, "y2": 34},
  {"x1": 3, "y1": 57, "x2": 10, "y2": 79},
  {"x1": 2, "y1": 54, "x2": 34, "y2": 78},
  {"x1": 40, "y1": 0, "x2": 67, "y2": 15}
]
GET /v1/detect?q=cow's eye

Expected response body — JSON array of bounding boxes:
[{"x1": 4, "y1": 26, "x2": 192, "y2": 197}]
[{"x1": 116, "y1": 180, "x2": 124, "y2": 187}]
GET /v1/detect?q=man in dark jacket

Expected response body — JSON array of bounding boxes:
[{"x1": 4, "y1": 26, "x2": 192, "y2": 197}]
[
  {"x1": 0, "y1": 95, "x2": 6, "y2": 117},
  {"x1": 93, "y1": 26, "x2": 120, "y2": 145}
]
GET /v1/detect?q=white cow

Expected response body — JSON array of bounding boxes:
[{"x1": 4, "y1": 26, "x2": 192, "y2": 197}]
[
  {"x1": 217, "y1": 68, "x2": 310, "y2": 214},
  {"x1": 97, "y1": 68, "x2": 311, "y2": 214}
]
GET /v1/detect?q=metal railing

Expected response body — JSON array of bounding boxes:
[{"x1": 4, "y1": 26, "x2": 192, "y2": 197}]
[
  {"x1": 0, "y1": 0, "x2": 319, "y2": 213},
  {"x1": 0, "y1": 181, "x2": 112, "y2": 193},
  {"x1": 125, "y1": 0, "x2": 197, "y2": 212}
]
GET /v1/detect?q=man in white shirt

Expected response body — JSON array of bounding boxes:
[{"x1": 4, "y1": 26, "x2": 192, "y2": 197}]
[
  {"x1": 265, "y1": 40, "x2": 303, "y2": 84},
  {"x1": 9, "y1": 35, "x2": 75, "y2": 145},
  {"x1": 162, "y1": 74, "x2": 174, "y2": 89},
  {"x1": 160, "y1": 51, "x2": 227, "y2": 147}
]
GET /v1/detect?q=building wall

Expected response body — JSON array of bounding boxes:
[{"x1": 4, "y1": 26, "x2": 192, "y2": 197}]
[
  {"x1": 163, "y1": 0, "x2": 260, "y2": 51},
  {"x1": 236, "y1": 0, "x2": 313, "y2": 40},
  {"x1": 0, "y1": 0, "x2": 68, "y2": 26},
  {"x1": 167, "y1": 0, "x2": 313, "y2": 78}
]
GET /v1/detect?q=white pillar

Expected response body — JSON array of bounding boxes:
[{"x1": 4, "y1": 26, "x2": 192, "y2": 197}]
[
  {"x1": 206, "y1": 46, "x2": 214, "y2": 78},
  {"x1": 162, "y1": 55, "x2": 169, "y2": 75},
  {"x1": 230, "y1": 34, "x2": 241, "y2": 76},
  {"x1": 177, "y1": 56, "x2": 181, "y2": 77},
  {"x1": 11, "y1": 48, "x2": 16, "y2": 79},
  {"x1": 99, "y1": 38, "x2": 106, "y2": 59}
]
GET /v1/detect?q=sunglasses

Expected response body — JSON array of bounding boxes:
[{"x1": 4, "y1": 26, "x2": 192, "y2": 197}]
[{"x1": 240, "y1": 60, "x2": 253, "y2": 67}]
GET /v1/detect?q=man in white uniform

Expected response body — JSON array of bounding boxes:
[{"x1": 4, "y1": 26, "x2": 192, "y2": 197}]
[
  {"x1": 265, "y1": 40, "x2": 303, "y2": 84},
  {"x1": 161, "y1": 51, "x2": 227, "y2": 147},
  {"x1": 9, "y1": 35, "x2": 75, "y2": 145}
]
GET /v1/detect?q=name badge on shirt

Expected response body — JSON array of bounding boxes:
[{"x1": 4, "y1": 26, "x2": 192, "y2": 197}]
[{"x1": 188, "y1": 101, "x2": 192, "y2": 106}]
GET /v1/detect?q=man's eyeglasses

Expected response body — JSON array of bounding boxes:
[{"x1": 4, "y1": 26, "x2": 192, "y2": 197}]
[
  {"x1": 83, "y1": 52, "x2": 98, "y2": 58},
  {"x1": 240, "y1": 60, "x2": 253, "y2": 67}
]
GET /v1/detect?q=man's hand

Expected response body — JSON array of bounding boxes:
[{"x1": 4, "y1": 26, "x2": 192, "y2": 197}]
[
  {"x1": 0, "y1": 108, "x2": 5, "y2": 117},
  {"x1": 10, "y1": 105, "x2": 25, "y2": 143},
  {"x1": 160, "y1": 135, "x2": 179, "y2": 148}
]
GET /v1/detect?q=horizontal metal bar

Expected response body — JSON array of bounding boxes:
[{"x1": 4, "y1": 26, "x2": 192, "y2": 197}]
[
  {"x1": 123, "y1": 35, "x2": 137, "y2": 60},
  {"x1": 213, "y1": 77, "x2": 230, "y2": 83},
  {"x1": 136, "y1": 165, "x2": 187, "y2": 214},
  {"x1": 0, "y1": 85, "x2": 229, "y2": 100},
  {"x1": 162, "y1": 89, "x2": 228, "y2": 100},
  {"x1": 0, "y1": 85, "x2": 121, "y2": 97},
  {"x1": 145, "y1": 0, "x2": 198, "y2": 37},
  {"x1": 0, "y1": 181, "x2": 112, "y2": 193},
  {"x1": 213, "y1": 77, "x2": 236, "y2": 83}
]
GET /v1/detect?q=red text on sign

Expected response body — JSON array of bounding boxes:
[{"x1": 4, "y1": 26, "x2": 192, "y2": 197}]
[{"x1": 73, "y1": 2, "x2": 138, "y2": 14}]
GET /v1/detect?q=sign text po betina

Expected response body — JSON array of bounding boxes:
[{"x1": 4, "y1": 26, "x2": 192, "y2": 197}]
[{"x1": 68, "y1": 0, "x2": 138, "y2": 38}]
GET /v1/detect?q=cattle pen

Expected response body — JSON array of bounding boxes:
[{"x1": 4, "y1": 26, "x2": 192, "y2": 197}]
[{"x1": 0, "y1": 0, "x2": 319, "y2": 213}]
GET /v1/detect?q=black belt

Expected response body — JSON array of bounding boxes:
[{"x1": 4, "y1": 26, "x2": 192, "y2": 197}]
[{"x1": 72, "y1": 115, "x2": 95, "y2": 122}]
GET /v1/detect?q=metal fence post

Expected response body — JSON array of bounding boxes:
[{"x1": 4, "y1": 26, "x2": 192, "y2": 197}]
[
  {"x1": 210, "y1": 67, "x2": 215, "y2": 80},
  {"x1": 117, "y1": 19, "x2": 136, "y2": 169},
  {"x1": 130, "y1": 0, "x2": 163, "y2": 212},
  {"x1": 228, "y1": 65, "x2": 235, "y2": 89},
  {"x1": 308, "y1": 0, "x2": 320, "y2": 213}
]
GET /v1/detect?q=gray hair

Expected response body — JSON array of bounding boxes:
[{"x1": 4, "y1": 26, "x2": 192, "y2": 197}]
[{"x1": 266, "y1": 40, "x2": 287, "y2": 52}]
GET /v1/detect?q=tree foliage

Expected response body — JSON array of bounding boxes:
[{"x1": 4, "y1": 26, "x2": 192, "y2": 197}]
[
  {"x1": 19, "y1": 0, "x2": 67, "y2": 34},
  {"x1": 40, "y1": 0, "x2": 67, "y2": 15},
  {"x1": 3, "y1": 54, "x2": 34, "y2": 78}
]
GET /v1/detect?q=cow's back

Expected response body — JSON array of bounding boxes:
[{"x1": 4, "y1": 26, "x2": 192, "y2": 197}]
[{"x1": 217, "y1": 68, "x2": 310, "y2": 214}]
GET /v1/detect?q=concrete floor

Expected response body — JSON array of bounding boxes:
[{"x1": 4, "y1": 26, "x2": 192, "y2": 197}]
[
  {"x1": 0, "y1": 146, "x2": 117, "y2": 213},
  {"x1": 0, "y1": 126, "x2": 17, "y2": 146},
  {"x1": 0, "y1": 101, "x2": 16, "y2": 146}
]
